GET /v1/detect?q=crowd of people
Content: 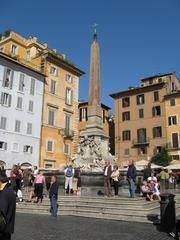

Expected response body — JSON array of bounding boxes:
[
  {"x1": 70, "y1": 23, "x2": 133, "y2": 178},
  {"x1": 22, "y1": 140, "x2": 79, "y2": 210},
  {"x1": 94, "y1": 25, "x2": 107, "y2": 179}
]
[{"x1": 0, "y1": 160, "x2": 179, "y2": 239}]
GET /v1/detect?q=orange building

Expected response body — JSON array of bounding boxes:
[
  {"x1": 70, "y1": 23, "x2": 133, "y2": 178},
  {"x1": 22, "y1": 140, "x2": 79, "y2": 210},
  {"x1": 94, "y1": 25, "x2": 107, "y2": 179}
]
[
  {"x1": 110, "y1": 73, "x2": 180, "y2": 166},
  {"x1": 0, "y1": 30, "x2": 84, "y2": 168}
]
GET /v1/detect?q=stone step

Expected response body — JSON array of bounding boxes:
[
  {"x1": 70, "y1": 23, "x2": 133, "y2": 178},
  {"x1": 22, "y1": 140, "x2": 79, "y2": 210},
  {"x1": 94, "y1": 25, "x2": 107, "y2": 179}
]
[{"x1": 15, "y1": 208, "x2": 153, "y2": 223}]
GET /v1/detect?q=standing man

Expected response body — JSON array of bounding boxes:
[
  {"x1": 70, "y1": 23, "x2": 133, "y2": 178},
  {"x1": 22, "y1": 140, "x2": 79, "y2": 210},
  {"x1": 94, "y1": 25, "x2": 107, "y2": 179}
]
[
  {"x1": 104, "y1": 160, "x2": 113, "y2": 197},
  {"x1": 0, "y1": 173, "x2": 16, "y2": 240},
  {"x1": 49, "y1": 175, "x2": 59, "y2": 218},
  {"x1": 64, "y1": 162, "x2": 74, "y2": 194},
  {"x1": 127, "y1": 160, "x2": 137, "y2": 198}
]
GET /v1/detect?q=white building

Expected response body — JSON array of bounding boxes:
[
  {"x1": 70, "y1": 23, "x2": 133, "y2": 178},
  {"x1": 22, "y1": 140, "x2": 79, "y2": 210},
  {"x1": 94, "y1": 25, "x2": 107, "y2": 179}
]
[{"x1": 0, "y1": 53, "x2": 44, "y2": 168}]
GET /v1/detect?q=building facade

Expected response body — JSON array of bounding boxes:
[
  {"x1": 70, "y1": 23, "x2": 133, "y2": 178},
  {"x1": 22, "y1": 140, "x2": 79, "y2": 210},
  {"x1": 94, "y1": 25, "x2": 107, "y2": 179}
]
[
  {"x1": 0, "y1": 52, "x2": 44, "y2": 168},
  {"x1": 164, "y1": 91, "x2": 180, "y2": 160},
  {"x1": 0, "y1": 30, "x2": 84, "y2": 169},
  {"x1": 110, "y1": 73, "x2": 180, "y2": 166}
]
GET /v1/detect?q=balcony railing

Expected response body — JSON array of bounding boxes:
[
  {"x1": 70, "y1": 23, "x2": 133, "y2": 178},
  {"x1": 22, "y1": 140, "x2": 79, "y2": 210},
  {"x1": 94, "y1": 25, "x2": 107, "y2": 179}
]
[
  {"x1": 167, "y1": 142, "x2": 180, "y2": 150},
  {"x1": 58, "y1": 128, "x2": 74, "y2": 138},
  {"x1": 132, "y1": 138, "x2": 150, "y2": 147}
]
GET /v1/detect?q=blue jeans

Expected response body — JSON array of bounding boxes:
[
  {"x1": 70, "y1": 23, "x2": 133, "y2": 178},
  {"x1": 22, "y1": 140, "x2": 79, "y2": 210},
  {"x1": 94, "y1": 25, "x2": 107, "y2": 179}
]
[
  {"x1": 128, "y1": 178, "x2": 135, "y2": 198},
  {"x1": 50, "y1": 196, "x2": 58, "y2": 217}
]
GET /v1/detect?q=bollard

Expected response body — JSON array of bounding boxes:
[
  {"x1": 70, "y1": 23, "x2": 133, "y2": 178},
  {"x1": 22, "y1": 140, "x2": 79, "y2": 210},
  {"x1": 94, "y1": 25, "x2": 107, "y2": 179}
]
[{"x1": 160, "y1": 193, "x2": 176, "y2": 233}]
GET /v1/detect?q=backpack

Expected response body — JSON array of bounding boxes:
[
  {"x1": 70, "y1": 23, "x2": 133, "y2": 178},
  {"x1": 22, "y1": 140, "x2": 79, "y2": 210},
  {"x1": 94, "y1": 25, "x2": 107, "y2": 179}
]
[
  {"x1": 0, "y1": 211, "x2": 6, "y2": 233},
  {"x1": 66, "y1": 167, "x2": 73, "y2": 177}
]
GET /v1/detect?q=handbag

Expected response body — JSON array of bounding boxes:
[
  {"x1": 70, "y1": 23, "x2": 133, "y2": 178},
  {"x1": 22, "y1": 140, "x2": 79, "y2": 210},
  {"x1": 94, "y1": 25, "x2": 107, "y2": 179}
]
[{"x1": 0, "y1": 211, "x2": 6, "y2": 233}]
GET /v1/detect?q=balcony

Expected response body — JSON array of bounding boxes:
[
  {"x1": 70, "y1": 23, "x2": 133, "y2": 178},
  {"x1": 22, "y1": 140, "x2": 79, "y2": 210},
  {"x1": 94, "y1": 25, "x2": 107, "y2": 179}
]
[
  {"x1": 132, "y1": 138, "x2": 150, "y2": 147},
  {"x1": 167, "y1": 142, "x2": 180, "y2": 151},
  {"x1": 58, "y1": 128, "x2": 74, "y2": 139}
]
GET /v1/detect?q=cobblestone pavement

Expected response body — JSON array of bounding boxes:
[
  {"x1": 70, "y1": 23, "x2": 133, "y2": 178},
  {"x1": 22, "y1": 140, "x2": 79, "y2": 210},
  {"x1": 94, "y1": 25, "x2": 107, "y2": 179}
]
[{"x1": 12, "y1": 213, "x2": 173, "y2": 240}]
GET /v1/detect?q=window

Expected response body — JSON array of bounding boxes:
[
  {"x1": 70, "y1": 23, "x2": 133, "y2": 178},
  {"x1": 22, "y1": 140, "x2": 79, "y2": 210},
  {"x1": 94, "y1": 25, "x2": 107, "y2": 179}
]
[
  {"x1": 137, "y1": 128, "x2": 146, "y2": 143},
  {"x1": 149, "y1": 79, "x2": 153, "y2": 85},
  {"x1": 172, "y1": 133, "x2": 179, "y2": 148},
  {"x1": 170, "y1": 98, "x2": 176, "y2": 106},
  {"x1": 26, "y1": 50, "x2": 30, "y2": 61},
  {"x1": 0, "y1": 117, "x2": 7, "y2": 130},
  {"x1": 16, "y1": 97, "x2": 23, "y2": 109},
  {"x1": 14, "y1": 120, "x2": 21, "y2": 132},
  {"x1": 139, "y1": 109, "x2": 144, "y2": 118},
  {"x1": 30, "y1": 78, "x2": 35, "y2": 95},
  {"x1": 122, "y1": 97, "x2": 130, "y2": 108},
  {"x1": 50, "y1": 66, "x2": 58, "y2": 76},
  {"x1": 80, "y1": 108, "x2": 87, "y2": 121},
  {"x1": 0, "y1": 92, "x2": 12, "y2": 107},
  {"x1": 64, "y1": 143, "x2": 70, "y2": 154},
  {"x1": 137, "y1": 94, "x2": 145, "y2": 105},
  {"x1": 170, "y1": 155, "x2": 180, "y2": 160},
  {"x1": 11, "y1": 45, "x2": 17, "y2": 54},
  {"x1": 65, "y1": 114, "x2": 70, "y2": 131},
  {"x1": 124, "y1": 149, "x2": 130, "y2": 156},
  {"x1": 45, "y1": 163, "x2": 53, "y2": 169},
  {"x1": 152, "y1": 106, "x2": 161, "y2": 117},
  {"x1": 66, "y1": 74, "x2": 72, "y2": 83},
  {"x1": 0, "y1": 141, "x2": 7, "y2": 151},
  {"x1": 23, "y1": 145, "x2": 33, "y2": 154},
  {"x1": 168, "y1": 116, "x2": 177, "y2": 126},
  {"x1": 12, "y1": 143, "x2": 19, "y2": 152},
  {"x1": 50, "y1": 80, "x2": 56, "y2": 94},
  {"x1": 65, "y1": 88, "x2": 73, "y2": 105},
  {"x1": 27, "y1": 123, "x2": 32, "y2": 135},
  {"x1": 48, "y1": 108, "x2": 55, "y2": 126},
  {"x1": 122, "y1": 111, "x2": 130, "y2": 121},
  {"x1": 122, "y1": 130, "x2": 131, "y2": 141},
  {"x1": 102, "y1": 110, "x2": 106, "y2": 123},
  {"x1": 154, "y1": 91, "x2": 159, "y2": 102},
  {"x1": 153, "y1": 126, "x2": 162, "y2": 138},
  {"x1": 47, "y1": 140, "x2": 53, "y2": 152},
  {"x1": 28, "y1": 100, "x2": 34, "y2": 112},
  {"x1": 156, "y1": 146, "x2": 162, "y2": 153},
  {"x1": 18, "y1": 73, "x2": 25, "y2": 92},
  {"x1": 2, "y1": 68, "x2": 13, "y2": 89},
  {"x1": 0, "y1": 48, "x2": 4, "y2": 52},
  {"x1": 138, "y1": 147, "x2": 147, "y2": 155}
]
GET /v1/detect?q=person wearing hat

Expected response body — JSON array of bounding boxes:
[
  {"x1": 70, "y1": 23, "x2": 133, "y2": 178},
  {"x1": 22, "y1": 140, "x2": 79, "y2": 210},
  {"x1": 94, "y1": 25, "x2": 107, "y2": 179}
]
[{"x1": 0, "y1": 173, "x2": 16, "y2": 240}]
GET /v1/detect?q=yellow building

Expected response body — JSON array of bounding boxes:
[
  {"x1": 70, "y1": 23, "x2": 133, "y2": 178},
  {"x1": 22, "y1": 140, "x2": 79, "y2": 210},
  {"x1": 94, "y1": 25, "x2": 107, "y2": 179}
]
[
  {"x1": 0, "y1": 30, "x2": 84, "y2": 168},
  {"x1": 164, "y1": 91, "x2": 180, "y2": 160},
  {"x1": 110, "y1": 73, "x2": 180, "y2": 166}
]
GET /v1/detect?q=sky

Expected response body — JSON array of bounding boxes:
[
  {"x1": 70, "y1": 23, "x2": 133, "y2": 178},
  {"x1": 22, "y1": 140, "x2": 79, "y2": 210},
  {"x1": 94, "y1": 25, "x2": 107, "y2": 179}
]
[{"x1": 0, "y1": 0, "x2": 180, "y2": 110}]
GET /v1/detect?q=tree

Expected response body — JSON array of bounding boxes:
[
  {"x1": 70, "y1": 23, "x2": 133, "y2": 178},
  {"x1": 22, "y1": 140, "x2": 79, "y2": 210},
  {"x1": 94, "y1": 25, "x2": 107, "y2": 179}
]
[{"x1": 151, "y1": 147, "x2": 171, "y2": 167}]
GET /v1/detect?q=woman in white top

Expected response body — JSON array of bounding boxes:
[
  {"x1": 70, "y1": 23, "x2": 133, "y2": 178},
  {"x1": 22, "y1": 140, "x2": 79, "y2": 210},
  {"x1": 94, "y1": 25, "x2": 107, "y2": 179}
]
[{"x1": 111, "y1": 165, "x2": 120, "y2": 196}]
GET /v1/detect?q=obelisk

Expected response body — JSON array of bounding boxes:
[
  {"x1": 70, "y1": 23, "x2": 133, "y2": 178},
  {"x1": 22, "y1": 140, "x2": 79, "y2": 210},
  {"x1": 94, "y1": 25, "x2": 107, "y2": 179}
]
[
  {"x1": 77, "y1": 28, "x2": 110, "y2": 170},
  {"x1": 81, "y1": 29, "x2": 105, "y2": 136}
]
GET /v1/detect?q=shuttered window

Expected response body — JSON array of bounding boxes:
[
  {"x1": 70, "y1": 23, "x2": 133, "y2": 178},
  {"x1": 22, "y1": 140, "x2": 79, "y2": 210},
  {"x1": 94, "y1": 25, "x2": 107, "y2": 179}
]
[
  {"x1": 15, "y1": 120, "x2": 21, "y2": 132},
  {"x1": 18, "y1": 73, "x2": 25, "y2": 92},
  {"x1": 30, "y1": 78, "x2": 35, "y2": 95},
  {"x1": 0, "y1": 117, "x2": 7, "y2": 130},
  {"x1": 27, "y1": 123, "x2": 32, "y2": 135},
  {"x1": 65, "y1": 88, "x2": 73, "y2": 105},
  {"x1": 2, "y1": 68, "x2": 14, "y2": 89},
  {"x1": 0, "y1": 92, "x2": 12, "y2": 107},
  {"x1": 17, "y1": 97, "x2": 23, "y2": 109},
  {"x1": 28, "y1": 100, "x2": 34, "y2": 112},
  {"x1": 48, "y1": 109, "x2": 55, "y2": 126},
  {"x1": 50, "y1": 80, "x2": 56, "y2": 94}
]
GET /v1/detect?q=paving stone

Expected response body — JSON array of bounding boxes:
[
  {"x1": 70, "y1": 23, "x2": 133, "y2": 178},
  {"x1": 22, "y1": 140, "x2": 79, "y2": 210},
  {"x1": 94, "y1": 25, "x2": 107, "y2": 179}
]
[{"x1": 12, "y1": 213, "x2": 173, "y2": 240}]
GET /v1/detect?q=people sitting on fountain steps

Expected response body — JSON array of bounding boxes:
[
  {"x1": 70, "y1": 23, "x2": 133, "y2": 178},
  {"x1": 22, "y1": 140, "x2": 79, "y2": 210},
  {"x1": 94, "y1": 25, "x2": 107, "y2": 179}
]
[
  {"x1": 111, "y1": 165, "x2": 120, "y2": 196},
  {"x1": 64, "y1": 163, "x2": 74, "y2": 194},
  {"x1": 104, "y1": 160, "x2": 113, "y2": 197},
  {"x1": 127, "y1": 160, "x2": 137, "y2": 198},
  {"x1": 141, "y1": 180, "x2": 153, "y2": 201}
]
